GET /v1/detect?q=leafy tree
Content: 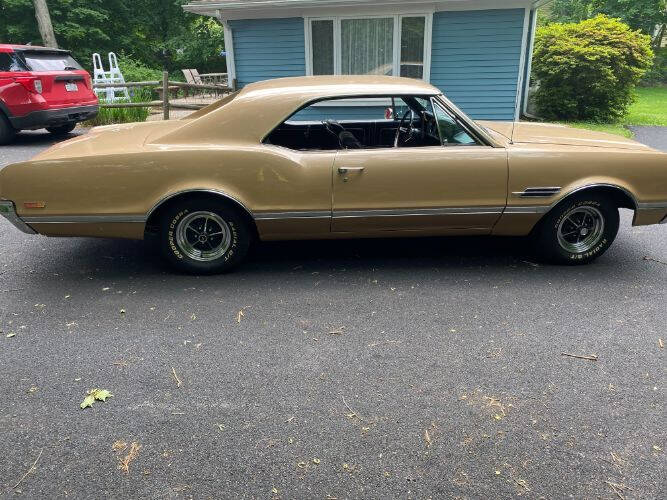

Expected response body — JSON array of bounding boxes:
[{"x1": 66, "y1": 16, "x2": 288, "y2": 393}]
[
  {"x1": 546, "y1": 0, "x2": 666, "y2": 46},
  {"x1": 548, "y1": 0, "x2": 595, "y2": 23},
  {"x1": 0, "y1": 0, "x2": 226, "y2": 74},
  {"x1": 533, "y1": 15, "x2": 653, "y2": 121},
  {"x1": 0, "y1": 0, "x2": 41, "y2": 45}
]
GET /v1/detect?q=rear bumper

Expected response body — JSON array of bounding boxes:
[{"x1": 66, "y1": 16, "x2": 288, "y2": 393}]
[
  {"x1": 0, "y1": 200, "x2": 36, "y2": 234},
  {"x1": 8, "y1": 104, "x2": 98, "y2": 130}
]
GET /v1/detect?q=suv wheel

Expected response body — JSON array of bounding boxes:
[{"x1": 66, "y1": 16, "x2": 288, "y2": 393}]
[
  {"x1": 0, "y1": 113, "x2": 17, "y2": 145},
  {"x1": 533, "y1": 194, "x2": 619, "y2": 265},
  {"x1": 46, "y1": 123, "x2": 76, "y2": 136},
  {"x1": 158, "y1": 199, "x2": 251, "y2": 274}
]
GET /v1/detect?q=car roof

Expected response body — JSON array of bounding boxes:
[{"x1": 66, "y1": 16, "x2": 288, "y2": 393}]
[
  {"x1": 0, "y1": 44, "x2": 70, "y2": 53},
  {"x1": 156, "y1": 75, "x2": 446, "y2": 146},
  {"x1": 238, "y1": 75, "x2": 441, "y2": 100}
]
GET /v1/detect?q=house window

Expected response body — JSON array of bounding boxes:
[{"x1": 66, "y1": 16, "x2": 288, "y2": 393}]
[
  {"x1": 307, "y1": 14, "x2": 431, "y2": 80},
  {"x1": 311, "y1": 20, "x2": 334, "y2": 75}
]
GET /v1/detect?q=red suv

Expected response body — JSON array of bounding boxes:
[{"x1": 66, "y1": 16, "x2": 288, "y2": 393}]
[{"x1": 0, "y1": 44, "x2": 98, "y2": 144}]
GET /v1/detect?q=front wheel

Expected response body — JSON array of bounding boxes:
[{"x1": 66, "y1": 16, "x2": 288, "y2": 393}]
[
  {"x1": 533, "y1": 194, "x2": 619, "y2": 265},
  {"x1": 46, "y1": 123, "x2": 76, "y2": 136},
  {"x1": 158, "y1": 199, "x2": 251, "y2": 274}
]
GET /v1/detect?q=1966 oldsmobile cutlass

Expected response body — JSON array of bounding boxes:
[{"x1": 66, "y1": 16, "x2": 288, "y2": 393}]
[{"x1": 1, "y1": 76, "x2": 666, "y2": 273}]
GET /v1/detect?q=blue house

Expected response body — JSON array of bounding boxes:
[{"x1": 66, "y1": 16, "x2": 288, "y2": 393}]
[{"x1": 184, "y1": 0, "x2": 551, "y2": 121}]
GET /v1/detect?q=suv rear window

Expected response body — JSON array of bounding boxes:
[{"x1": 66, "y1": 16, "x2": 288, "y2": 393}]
[
  {"x1": 20, "y1": 52, "x2": 83, "y2": 72},
  {"x1": 0, "y1": 53, "x2": 28, "y2": 72}
]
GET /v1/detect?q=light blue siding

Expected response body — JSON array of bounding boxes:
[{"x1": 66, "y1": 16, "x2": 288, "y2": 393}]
[
  {"x1": 229, "y1": 10, "x2": 526, "y2": 121},
  {"x1": 229, "y1": 17, "x2": 306, "y2": 87},
  {"x1": 430, "y1": 9, "x2": 525, "y2": 120}
]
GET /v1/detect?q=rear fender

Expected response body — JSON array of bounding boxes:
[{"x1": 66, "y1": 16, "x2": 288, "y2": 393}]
[{"x1": 0, "y1": 80, "x2": 46, "y2": 118}]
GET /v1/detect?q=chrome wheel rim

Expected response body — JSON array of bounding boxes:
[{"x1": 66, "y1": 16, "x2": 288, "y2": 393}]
[
  {"x1": 557, "y1": 206, "x2": 605, "y2": 253},
  {"x1": 175, "y1": 211, "x2": 232, "y2": 262}
]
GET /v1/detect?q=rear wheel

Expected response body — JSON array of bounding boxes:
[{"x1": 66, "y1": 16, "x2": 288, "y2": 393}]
[
  {"x1": 46, "y1": 123, "x2": 76, "y2": 136},
  {"x1": 158, "y1": 199, "x2": 251, "y2": 274},
  {"x1": 0, "y1": 113, "x2": 17, "y2": 145},
  {"x1": 533, "y1": 194, "x2": 619, "y2": 265}
]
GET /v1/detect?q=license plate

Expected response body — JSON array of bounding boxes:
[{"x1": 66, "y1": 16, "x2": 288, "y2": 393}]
[{"x1": 65, "y1": 82, "x2": 78, "y2": 92}]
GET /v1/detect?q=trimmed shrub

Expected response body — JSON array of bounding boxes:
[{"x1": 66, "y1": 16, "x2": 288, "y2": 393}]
[{"x1": 532, "y1": 15, "x2": 653, "y2": 122}]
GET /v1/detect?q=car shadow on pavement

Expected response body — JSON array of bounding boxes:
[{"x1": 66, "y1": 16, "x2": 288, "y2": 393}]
[
  {"x1": 9, "y1": 129, "x2": 84, "y2": 147},
  {"x1": 43, "y1": 234, "x2": 539, "y2": 279},
  {"x1": 249, "y1": 235, "x2": 531, "y2": 269}
]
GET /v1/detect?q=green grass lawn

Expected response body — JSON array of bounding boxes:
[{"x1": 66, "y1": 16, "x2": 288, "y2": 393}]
[
  {"x1": 558, "y1": 86, "x2": 667, "y2": 138},
  {"x1": 626, "y1": 87, "x2": 667, "y2": 126}
]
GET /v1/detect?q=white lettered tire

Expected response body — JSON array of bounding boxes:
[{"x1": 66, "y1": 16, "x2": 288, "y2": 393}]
[
  {"x1": 159, "y1": 199, "x2": 251, "y2": 274},
  {"x1": 533, "y1": 193, "x2": 619, "y2": 265}
]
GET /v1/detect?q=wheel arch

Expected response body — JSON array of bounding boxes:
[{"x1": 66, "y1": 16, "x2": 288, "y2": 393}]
[
  {"x1": 552, "y1": 183, "x2": 637, "y2": 211},
  {"x1": 144, "y1": 189, "x2": 259, "y2": 239}
]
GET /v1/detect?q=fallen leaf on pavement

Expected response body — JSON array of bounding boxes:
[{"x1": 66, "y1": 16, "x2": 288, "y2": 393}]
[
  {"x1": 118, "y1": 442, "x2": 140, "y2": 473},
  {"x1": 328, "y1": 327, "x2": 345, "y2": 335},
  {"x1": 112, "y1": 440, "x2": 128, "y2": 452},
  {"x1": 80, "y1": 388, "x2": 113, "y2": 409},
  {"x1": 659, "y1": 338, "x2": 664, "y2": 349}
]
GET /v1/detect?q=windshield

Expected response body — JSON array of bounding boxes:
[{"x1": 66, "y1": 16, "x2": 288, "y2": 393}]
[{"x1": 21, "y1": 52, "x2": 83, "y2": 72}]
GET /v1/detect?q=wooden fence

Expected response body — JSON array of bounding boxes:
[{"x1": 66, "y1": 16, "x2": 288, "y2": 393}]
[{"x1": 92, "y1": 71, "x2": 233, "y2": 120}]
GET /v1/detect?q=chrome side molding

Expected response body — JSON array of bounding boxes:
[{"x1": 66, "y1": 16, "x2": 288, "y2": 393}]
[
  {"x1": 512, "y1": 187, "x2": 561, "y2": 197},
  {"x1": 21, "y1": 214, "x2": 147, "y2": 224}
]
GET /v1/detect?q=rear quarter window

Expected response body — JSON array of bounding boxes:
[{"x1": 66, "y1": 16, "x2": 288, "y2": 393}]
[{"x1": 0, "y1": 53, "x2": 28, "y2": 72}]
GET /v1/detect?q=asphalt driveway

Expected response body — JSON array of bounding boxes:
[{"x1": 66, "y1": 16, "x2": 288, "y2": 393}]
[{"x1": 0, "y1": 130, "x2": 665, "y2": 499}]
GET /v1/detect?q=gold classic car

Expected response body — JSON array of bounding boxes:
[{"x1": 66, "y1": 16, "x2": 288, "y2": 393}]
[{"x1": 1, "y1": 76, "x2": 666, "y2": 273}]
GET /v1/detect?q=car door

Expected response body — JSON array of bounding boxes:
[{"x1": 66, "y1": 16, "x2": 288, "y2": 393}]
[{"x1": 331, "y1": 99, "x2": 508, "y2": 233}]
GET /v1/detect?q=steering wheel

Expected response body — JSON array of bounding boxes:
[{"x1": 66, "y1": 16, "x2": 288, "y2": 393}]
[{"x1": 394, "y1": 109, "x2": 417, "y2": 147}]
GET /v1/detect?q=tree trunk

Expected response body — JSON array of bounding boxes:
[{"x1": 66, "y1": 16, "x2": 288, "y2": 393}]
[
  {"x1": 653, "y1": 23, "x2": 665, "y2": 49},
  {"x1": 33, "y1": 0, "x2": 58, "y2": 48}
]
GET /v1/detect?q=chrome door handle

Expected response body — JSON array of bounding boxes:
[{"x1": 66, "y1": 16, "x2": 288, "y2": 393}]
[{"x1": 338, "y1": 167, "x2": 365, "y2": 174}]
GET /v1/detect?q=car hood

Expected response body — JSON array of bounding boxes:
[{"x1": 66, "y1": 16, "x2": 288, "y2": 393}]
[
  {"x1": 31, "y1": 120, "x2": 187, "y2": 161},
  {"x1": 478, "y1": 121, "x2": 652, "y2": 151}
]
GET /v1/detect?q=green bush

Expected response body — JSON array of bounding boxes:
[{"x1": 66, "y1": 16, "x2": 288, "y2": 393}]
[
  {"x1": 117, "y1": 55, "x2": 164, "y2": 83},
  {"x1": 532, "y1": 15, "x2": 653, "y2": 122}
]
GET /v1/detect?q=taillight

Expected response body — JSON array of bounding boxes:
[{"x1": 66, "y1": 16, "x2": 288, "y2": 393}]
[{"x1": 14, "y1": 76, "x2": 41, "y2": 94}]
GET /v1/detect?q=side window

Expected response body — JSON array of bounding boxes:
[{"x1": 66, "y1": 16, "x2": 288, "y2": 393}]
[
  {"x1": 0, "y1": 53, "x2": 26, "y2": 72},
  {"x1": 432, "y1": 100, "x2": 477, "y2": 146},
  {"x1": 265, "y1": 97, "x2": 394, "y2": 151},
  {"x1": 264, "y1": 95, "x2": 444, "y2": 151}
]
